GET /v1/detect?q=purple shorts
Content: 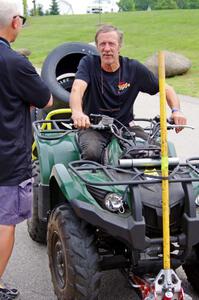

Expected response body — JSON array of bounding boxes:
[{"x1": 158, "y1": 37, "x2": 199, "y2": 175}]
[{"x1": 0, "y1": 178, "x2": 33, "y2": 225}]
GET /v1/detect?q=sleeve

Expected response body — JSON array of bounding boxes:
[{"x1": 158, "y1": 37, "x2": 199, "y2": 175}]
[
  {"x1": 75, "y1": 55, "x2": 91, "y2": 84},
  {"x1": 12, "y1": 55, "x2": 51, "y2": 108},
  {"x1": 135, "y1": 60, "x2": 159, "y2": 95}
]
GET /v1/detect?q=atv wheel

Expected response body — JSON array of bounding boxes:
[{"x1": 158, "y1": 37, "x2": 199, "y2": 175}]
[
  {"x1": 27, "y1": 160, "x2": 47, "y2": 243},
  {"x1": 183, "y1": 244, "x2": 199, "y2": 293},
  {"x1": 47, "y1": 204, "x2": 101, "y2": 300}
]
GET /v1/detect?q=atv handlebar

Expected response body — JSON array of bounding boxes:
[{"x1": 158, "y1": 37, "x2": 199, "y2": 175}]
[
  {"x1": 33, "y1": 114, "x2": 194, "y2": 141},
  {"x1": 89, "y1": 114, "x2": 194, "y2": 131}
]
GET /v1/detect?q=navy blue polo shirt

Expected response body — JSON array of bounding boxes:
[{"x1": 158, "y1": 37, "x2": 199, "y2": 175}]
[
  {"x1": 0, "y1": 37, "x2": 50, "y2": 185},
  {"x1": 75, "y1": 55, "x2": 159, "y2": 126}
]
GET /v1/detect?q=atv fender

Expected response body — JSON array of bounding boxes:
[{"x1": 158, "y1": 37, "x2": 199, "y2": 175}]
[
  {"x1": 50, "y1": 164, "x2": 74, "y2": 197},
  {"x1": 50, "y1": 163, "x2": 101, "y2": 206},
  {"x1": 37, "y1": 164, "x2": 77, "y2": 221}
]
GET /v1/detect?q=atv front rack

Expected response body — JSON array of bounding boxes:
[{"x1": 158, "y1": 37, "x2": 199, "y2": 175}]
[{"x1": 68, "y1": 159, "x2": 199, "y2": 186}]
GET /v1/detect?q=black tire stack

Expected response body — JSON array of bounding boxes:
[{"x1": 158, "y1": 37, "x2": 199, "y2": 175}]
[{"x1": 41, "y1": 42, "x2": 99, "y2": 111}]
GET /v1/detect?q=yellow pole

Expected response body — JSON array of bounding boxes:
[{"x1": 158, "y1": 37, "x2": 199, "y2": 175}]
[{"x1": 158, "y1": 51, "x2": 170, "y2": 270}]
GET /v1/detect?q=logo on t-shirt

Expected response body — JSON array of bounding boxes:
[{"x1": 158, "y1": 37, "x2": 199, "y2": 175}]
[{"x1": 118, "y1": 81, "x2": 130, "y2": 92}]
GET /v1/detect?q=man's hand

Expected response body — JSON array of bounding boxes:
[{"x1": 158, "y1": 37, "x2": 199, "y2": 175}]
[
  {"x1": 71, "y1": 111, "x2": 90, "y2": 129},
  {"x1": 171, "y1": 111, "x2": 187, "y2": 133}
]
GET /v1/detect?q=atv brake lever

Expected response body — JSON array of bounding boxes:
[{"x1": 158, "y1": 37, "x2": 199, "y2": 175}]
[
  {"x1": 61, "y1": 122, "x2": 109, "y2": 130},
  {"x1": 167, "y1": 124, "x2": 194, "y2": 130},
  {"x1": 61, "y1": 122, "x2": 76, "y2": 129},
  {"x1": 167, "y1": 117, "x2": 194, "y2": 129}
]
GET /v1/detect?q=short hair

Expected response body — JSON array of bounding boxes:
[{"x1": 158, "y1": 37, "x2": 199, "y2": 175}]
[
  {"x1": 95, "y1": 24, "x2": 123, "y2": 46},
  {"x1": 0, "y1": 0, "x2": 21, "y2": 28}
]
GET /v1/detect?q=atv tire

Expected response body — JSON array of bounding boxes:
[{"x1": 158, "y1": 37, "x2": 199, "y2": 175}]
[
  {"x1": 47, "y1": 204, "x2": 101, "y2": 300},
  {"x1": 183, "y1": 244, "x2": 199, "y2": 294},
  {"x1": 27, "y1": 160, "x2": 47, "y2": 244}
]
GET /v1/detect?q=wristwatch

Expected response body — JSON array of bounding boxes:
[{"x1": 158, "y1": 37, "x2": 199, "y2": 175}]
[{"x1": 171, "y1": 108, "x2": 180, "y2": 113}]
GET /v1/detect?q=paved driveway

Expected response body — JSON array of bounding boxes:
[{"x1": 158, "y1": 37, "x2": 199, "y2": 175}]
[{"x1": 3, "y1": 93, "x2": 199, "y2": 300}]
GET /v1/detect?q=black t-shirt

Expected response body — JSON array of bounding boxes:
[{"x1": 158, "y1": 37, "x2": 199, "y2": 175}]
[
  {"x1": 0, "y1": 37, "x2": 50, "y2": 185},
  {"x1": 75, "y1": 55, "x2": 159, "y2": 126}
]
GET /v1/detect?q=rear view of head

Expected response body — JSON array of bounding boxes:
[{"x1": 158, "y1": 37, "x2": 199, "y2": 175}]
[
  {"x1": 0, "y1": 0, "x2": 23, "y2": 42},
  {"x1": 0, "y1": 0, "x2": 20, "y2": 28}
]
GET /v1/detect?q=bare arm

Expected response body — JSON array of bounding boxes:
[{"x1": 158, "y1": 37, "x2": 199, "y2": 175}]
[
  {"x1": 44, "y1": 95, "x2": 53, "y2": 108},
  {"x1": 69, "y1": 79, "x2": 90, "y2": 128},
  {"x1": 165, "y1": 84, "x2": 187, "y2": 133}
]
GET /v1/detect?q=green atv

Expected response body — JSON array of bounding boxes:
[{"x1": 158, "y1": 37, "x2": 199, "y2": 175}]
[{"x1": 28, "y1": 109, "x2": 199, "y2": 300}]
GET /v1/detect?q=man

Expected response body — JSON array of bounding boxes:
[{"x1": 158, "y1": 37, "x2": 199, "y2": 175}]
[
  {"x1": 0, "y1": 1, "x2": 53, "y2": 299},
  {"x1": 70, "y1": 24, "x2": 187, "y2": 163}
]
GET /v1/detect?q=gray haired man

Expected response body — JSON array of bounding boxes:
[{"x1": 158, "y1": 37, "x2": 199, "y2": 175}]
[{"x1": 0, "y1": 1, "x2": 53, "y2": 299}]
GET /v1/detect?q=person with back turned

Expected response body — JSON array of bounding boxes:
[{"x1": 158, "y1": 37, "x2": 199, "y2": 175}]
[{"x1": 0, "y1": 1, "x2": 53, "y2": 299}]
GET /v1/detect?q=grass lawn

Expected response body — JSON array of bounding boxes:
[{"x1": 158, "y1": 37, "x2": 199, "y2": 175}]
[{"x1": 13, "y1": 9, "x2": 199, "y2": 98}]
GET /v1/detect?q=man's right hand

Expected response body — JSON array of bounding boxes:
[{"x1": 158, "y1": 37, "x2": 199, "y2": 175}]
[{"x1": 71, "y1": 111, "x2": 90, "y2": 129}]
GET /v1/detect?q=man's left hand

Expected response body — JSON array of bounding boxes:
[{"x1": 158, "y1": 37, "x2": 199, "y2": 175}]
[{"x1": 171, "y1": 111, "x2": 187, "y2": 133}]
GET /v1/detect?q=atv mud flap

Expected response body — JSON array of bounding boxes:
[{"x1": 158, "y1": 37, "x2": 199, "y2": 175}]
[{"x1": 71, "y1": 199, "x2": 148, "y2": 250}]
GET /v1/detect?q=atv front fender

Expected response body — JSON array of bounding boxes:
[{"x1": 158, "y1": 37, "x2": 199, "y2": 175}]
[
  {"x1": 50, "y1": 163, "x2": 101, "y2": 206},
  {"x1": 50, "y1": 163, "x2": 74, "y2": 197}
]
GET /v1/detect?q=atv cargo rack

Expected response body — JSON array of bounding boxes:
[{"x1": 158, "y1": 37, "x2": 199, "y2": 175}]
[{"x1": 68, "y1": 159, "x2": 199, "y2": 186}]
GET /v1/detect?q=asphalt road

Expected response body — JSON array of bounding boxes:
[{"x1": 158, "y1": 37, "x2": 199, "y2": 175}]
[{"x1": 3, "y1": 93, "x2": 199, "y2": 300}]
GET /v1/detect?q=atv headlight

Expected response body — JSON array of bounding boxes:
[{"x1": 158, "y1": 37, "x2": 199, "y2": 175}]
[
  {"x1": 195, "y1": 195, "x2": 199, "y2": 206},
  {"x1": 104, "y1": 193, "x2": 124, "y2": 213},
  {"x1": 195, "y1": 195, "x2": 199, "y2": 216}
]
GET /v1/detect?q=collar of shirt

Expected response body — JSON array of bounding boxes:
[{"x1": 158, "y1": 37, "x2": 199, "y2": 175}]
[{"x1": 0, "y1": 37, "x2": 10, "y2": 48}]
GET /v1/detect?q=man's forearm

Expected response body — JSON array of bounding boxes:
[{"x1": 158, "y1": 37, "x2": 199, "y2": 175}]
[
  {"x1": 69, "y1": 93, "x2": 83, "y2": 113},
  {"x1": 165, "y1": 84, "x2": 180, "y2": 111},
  {"x1": 44, "y1": 95, "x2": 53, "y2": 108},
  {"x1": 69, "y1": 79, "x2": 90, "y2": 128},
  {"x1": 69, "y1": 79, "x2": 87, "y2": 113},
  {"x1": 165, "y1": 84, "x2": 187, "y2": 132}
]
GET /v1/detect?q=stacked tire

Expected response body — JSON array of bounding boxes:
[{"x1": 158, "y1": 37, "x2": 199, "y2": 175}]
[{"x1": 41, "y1": 42, "x2": 99, "y2": 111}]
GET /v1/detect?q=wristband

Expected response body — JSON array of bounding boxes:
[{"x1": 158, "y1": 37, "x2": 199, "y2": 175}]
[{"x1": 171, "y1": 108, "x2": 180, "y2": 113}]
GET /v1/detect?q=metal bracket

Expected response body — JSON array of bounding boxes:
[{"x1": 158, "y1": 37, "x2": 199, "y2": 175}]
[
  {"x1": 154, "y1": 269, "x2": 183, "y2": 299},
  {"x1": 129, "y1": 269, "x2": 192, "y2": 300}
]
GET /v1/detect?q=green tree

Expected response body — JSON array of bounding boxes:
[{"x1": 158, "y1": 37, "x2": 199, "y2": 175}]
[
  {"x1": 135, "y1": 0, "x2": 149, "y2": 10},
  {"x1": 148, "y1": 0, "x2": 157, "y2": 9},
  {"x1": 22, "y1": 0, "x2": 28, "y2": 17},
  {"x1": 176, "y1": 0, "x2": 188, "y2": 8},
  {"x1": 32, "y1": 0, "x2": 37, "y2": 16},
  {"x1": 37, "y1": 4, "x2": 44, "y2": 16},
  {"x1": 151, "y1": 0, "x2": 178, "y2": 9},
  {"x1": 49, "y1": 0, "x2": 60, "y2": 15},
  {"x1": 186, "y1": 0, "x2": 199, "y2": 8},
  {"x1": 117, "y1": 0, "x2": 135, "y2": 11}
]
